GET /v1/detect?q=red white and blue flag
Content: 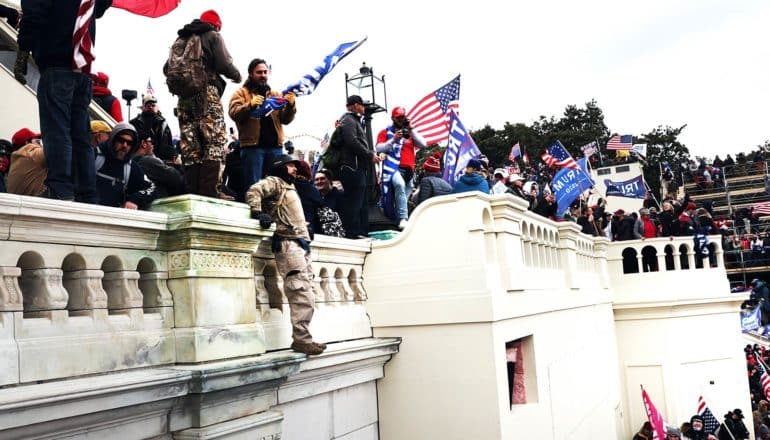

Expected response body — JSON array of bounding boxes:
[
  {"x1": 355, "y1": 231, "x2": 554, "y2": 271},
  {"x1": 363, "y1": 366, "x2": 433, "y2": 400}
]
[
  {"x1": 641, "y1": 387, "x2": 668, "y2": 440},
  {"x1": 407, "y1": 75, "x2": 461, "y2": 146},
  {"x1": 757, "y1": 354, "x2": 770, "y2": 399},
  {"x1": 607, "y1": 134, "x2": 633, "y2": 150},
  {"x1": 146, "y1": 78, "x2": 155, "y2": 96},
  {"x1": 696, "y1": 395, "x2": 721, "y2": 435},
  {"x1": 542, "y1": 141, "x2": 578, "y2": 169},
  {"x1": 509, "y1": 142, "x2": 521, "y2": 161},
  {"x1": 442, "y1": 110, "x2": 480, "y2": 186}
]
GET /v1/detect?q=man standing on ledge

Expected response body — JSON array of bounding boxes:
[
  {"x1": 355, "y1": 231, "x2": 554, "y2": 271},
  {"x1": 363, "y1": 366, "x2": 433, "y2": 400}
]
[
  {"x1": 338, "y1": 95, "x2": 381, "y2": 238},
  {"x1": 246, "y1": 155, "x2": 326, "y2": 355}
]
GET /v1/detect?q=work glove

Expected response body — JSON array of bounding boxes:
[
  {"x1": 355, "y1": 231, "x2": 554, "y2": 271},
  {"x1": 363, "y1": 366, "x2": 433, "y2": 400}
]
[
  {"x1": 251, "y1": 210, "x2": 273, "y2": 229},
  {"x1": 13, "y1": 50, "x2": 29, "y2": 85},
  {"x1": 250, "y1": 95, "x2": 264, "y2": 108},
  {"x1": 284, "y1": 92, "x2": 296, "y2": 106}
]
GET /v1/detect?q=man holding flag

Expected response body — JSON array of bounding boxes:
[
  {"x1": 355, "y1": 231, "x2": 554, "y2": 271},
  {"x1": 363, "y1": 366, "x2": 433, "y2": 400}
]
[{"x1": 229, "y1": 58, "x2": 296, "y2": 188}]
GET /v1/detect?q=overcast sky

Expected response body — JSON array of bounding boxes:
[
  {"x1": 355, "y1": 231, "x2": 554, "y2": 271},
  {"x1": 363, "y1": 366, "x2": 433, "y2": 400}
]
[{"x1": 71, "y1": 0, "x2": 770, "y2": 159}]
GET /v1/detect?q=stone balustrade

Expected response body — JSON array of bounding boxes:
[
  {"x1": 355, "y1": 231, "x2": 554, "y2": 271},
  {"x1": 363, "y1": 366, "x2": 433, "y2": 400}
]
[{"x1": 0, "y1": 193, "x2": 372, "y2": 387}]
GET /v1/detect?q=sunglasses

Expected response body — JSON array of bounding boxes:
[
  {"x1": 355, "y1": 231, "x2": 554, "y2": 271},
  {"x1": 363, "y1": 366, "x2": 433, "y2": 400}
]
[{"x1": 115, "y1": 137, "x2": 134, "y2": 145}]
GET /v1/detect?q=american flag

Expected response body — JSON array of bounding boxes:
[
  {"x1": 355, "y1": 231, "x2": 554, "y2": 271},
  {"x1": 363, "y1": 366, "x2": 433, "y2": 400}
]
[
  {"x1": 146, "y1": 78, "x2": 155, "y2": 96},
  {"x1": 581, "y1": 141, "x2": 598, "y2": 157},
  {"x1": 757, "y1": 354, "x2": 770, "y2": 399},
  {"x1": 542, "y1": 141, "x2": 578, "y2": 169},
  {"x1": 607, "y1": 134, "x2": 633, "y2": 150},
  {"x1": 509, "y1": 142, "x2": 521, "y2": 161},
  {"x1": 641, "y1": 387, "x2": 668, "y2": 440},
  {"x1": 753, "y1": 201, "x2": 770, "y2": 216},
  {"x1": 406, "y1": 75, "x2": 460, "y2": 146},
  {"x1": 696, "y1": 395, "x2": 721, "y2": 434},
  {"x1": 319, "y1": 132, "x2": 330, "y2": 150}
]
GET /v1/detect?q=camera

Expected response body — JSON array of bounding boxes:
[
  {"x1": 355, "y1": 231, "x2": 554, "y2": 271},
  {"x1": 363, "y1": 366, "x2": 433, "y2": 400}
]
[{"x1": 400, "y1": 128, "x2": 411, "y2": 140}]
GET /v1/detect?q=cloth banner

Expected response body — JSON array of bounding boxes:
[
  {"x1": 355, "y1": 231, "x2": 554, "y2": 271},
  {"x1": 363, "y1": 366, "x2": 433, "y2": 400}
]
[
  {"x1": 641, "y1": 387, "x2": 669, "y2": 440},
  {"x1": 251, "y1": 37, "x2": 367, "y2": 118},
  {"x1": 632, "y1": 143, "x2": 647, "y2": 157},
  {"x1": 604, "y1": 175, "x2": 647, "y2": 199},
  {"x1": 581, "y1": 141, "x2": 598, "y2": 157},
  {"x1": 112, "y1": 0, "x2": 180, "y2": 17},
  {"x1": 742, "y1": 307, "x2": 762, "y2": 333},
  {"x1": 552, "y1": 164, "x2": 594, "y2": 218},
  {"x1": 443, "y1": 111, "x2": 481, "y2": 186}
]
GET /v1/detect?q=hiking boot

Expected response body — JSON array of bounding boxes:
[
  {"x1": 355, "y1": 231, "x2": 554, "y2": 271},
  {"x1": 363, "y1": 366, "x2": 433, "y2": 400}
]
[
  {"x1": 315, "y1": 341, "x2": 327, "y2": 350},
  {"x1": 290, "y1": 341, "x2": 325, "y2": 355}
]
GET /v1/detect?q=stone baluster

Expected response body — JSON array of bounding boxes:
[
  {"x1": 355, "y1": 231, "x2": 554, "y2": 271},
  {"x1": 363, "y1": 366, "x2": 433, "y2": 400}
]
[
  {"x1": 139, "y1": 271, "x2": 174, "y2": 323},
  {"x1": 348, "y1": 269, "x2": 367, "y2": 301},
  {"x1": 334, "y1": 268, "x2": 355, "y2": 302},
  {"x1": 102, "y1": 270, "x2": 143, "y2": 318},
  {"x1": 63, "y1": 269, "x2": 108, "y2": 318},
  {"x1": 0, "y1": 267, "x2": 22, "y2": 312},
  {"x1": 19, "y1": 268, "x2": 69, "y2": 319}
]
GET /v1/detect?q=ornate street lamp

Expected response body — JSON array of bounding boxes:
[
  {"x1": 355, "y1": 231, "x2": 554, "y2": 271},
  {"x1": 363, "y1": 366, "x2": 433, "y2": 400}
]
[{"x1": 344, "y1": 63, "x2": 395, "y2": 232}]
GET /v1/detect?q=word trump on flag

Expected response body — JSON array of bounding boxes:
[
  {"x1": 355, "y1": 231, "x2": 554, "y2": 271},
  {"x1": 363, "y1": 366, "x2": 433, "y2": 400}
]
[
  {"x1": 443, "y1": 111, "x2": 481, "y2": 186},
  {"x1": 604, "y1": 175, "x2": 647, "y2": 199}
]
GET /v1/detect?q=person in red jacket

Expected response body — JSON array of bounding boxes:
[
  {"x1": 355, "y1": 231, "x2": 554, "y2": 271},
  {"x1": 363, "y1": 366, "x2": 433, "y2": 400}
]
[
  {"x1": 375, "y1": 106, "x2": 426, "y2": 229},
  {"x1": 91, "y1": 72, "x2": 123, "y2": 122}
]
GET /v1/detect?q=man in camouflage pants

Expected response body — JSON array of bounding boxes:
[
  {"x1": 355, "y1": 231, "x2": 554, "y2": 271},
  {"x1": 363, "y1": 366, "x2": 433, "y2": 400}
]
[
  {"x1": 171, "y1": 10, "x2": 241, "y2": 198},
  {"x1": 247, "y1": 154, "x2": 327, "y2": 356}
]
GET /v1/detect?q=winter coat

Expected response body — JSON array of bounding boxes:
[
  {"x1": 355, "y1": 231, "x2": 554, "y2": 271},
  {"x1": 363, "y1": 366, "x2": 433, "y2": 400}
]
[
  {"x1": 246, "y1": 176, "x2": 310, "y2": 241},
  {"x1": 130, "y1": 111, "x2": 174, "y2": 162},
  {"x1": 228, "y1": 87, "x2": 295, "y2": 148},
  {"x1": 338, "y1": 112, "x2": 373, "y2": 171},
  {"x1": 451, "y1": 172, "x2": 490, "y2": 195},
  {"x1": 132, "y1": 154, "x2": 185, "y2": 199},
  {"x1": 294, "y1": 179, "x2": 321, "y2": 238},
  {"x1": 96, "y1": 123, "x2": 156, "y2": 208},
  {"x1": 415, "y1": 173, "x2": 452, "y2": 206}
]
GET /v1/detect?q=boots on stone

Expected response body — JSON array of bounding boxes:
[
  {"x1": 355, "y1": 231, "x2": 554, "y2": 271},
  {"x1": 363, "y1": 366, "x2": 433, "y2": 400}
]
[
  {"x1": 184, "y1": 163, "x2": 201, "y2": 195},
  {"x1": 200, "y1": 160, "x2": 234, "y2": 200},
  {"x1": 290, "y1": 341, "x2": 326, "y2": 355}
]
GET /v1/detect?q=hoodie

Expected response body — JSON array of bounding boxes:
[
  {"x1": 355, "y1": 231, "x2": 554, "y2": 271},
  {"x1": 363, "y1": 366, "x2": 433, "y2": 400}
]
[
  {"x1": 96, "y1": 122, "x2": 156, "y2": 208},
  {"x1": 450, "y1": 172, "x2": 490, "y2": 195},
  {"x1": 167, "y1": 19, "x2": 241, "y2": 97}
]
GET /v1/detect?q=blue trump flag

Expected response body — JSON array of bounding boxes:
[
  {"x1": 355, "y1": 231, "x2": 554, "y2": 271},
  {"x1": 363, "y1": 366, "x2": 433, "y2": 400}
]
[
  {"x1": 251, "y1": 37, "x2": 367, "y2": 118},
  {"x1": 604, "y1": 175, "x2": 647, "y2": 199},
  {"x1": 443, "y1": 111, "x2": 481, "y2": 186},
  {"x1": 742, "y1": 307, "x2": 761, "y2": 333},
  {"x1": 552, "y1": 165, "x2": 594, "y2": 218}
]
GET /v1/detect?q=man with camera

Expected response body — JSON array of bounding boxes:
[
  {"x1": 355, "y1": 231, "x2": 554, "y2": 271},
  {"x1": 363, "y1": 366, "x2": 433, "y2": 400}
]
[{"x1": 375, "y1": 106, "x2": 426, "y2": 229}]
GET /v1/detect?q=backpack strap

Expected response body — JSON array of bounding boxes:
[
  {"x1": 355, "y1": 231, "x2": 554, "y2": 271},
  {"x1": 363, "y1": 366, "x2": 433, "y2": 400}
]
[{"x1": 95, "y1": 150, "x2": 132, "y2": 191}]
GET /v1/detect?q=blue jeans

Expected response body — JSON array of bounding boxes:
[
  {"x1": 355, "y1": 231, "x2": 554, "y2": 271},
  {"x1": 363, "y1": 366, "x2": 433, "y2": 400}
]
[
  {"x1": 241, "y1": 146, "x2": 283, "y2": 188},
  {"x1": 391, "y1": 170, "x2": 412, "y2": 220},
  {"x1": 37, "y1": 69, "x2": 95, "y2": 202}
]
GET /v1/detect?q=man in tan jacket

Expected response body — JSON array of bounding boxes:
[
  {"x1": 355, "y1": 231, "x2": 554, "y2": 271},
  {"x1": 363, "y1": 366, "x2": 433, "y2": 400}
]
[
  {"x1": 246, "y1": 154, "x2": 325, "y2": 355},
  {"x1": 229, "y1": 58, "x2": 296, "y2": 188},
  {"x1": 7, "y1": 128, "x2": 46, "y2": 196}
]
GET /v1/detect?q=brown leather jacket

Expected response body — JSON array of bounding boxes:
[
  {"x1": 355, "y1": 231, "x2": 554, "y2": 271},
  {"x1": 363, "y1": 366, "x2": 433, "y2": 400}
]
[
  {"x1": 246, "y1": 176, "x2": 309, "y2": 241},
  {"x1": 228, "y1": 88, "x2": 295, "y2": 147}
]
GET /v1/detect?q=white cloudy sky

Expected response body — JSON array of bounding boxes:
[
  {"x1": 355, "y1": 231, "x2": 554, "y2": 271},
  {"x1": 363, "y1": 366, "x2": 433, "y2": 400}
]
[{"x1": 72, "y1": 0, "x2": 770, "y2": 159}]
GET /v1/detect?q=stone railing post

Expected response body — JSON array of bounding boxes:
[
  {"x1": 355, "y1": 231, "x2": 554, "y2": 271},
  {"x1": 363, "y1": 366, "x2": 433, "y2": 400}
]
[
  {"x1": 152, "y1": 195, "x2": 266, "y2": 363},
  {"x1": 19, "y1": 268, "x2": 68, "y2": 319},
  {"x1": 63, "y1": 269, "x2": 108, "y2": 318},
  {"x1": 0, "y1": 267, "x2": 21, "y2": 386},
  {"x1": 557, "y1": 222, "x2": 583, "y2": 289}
]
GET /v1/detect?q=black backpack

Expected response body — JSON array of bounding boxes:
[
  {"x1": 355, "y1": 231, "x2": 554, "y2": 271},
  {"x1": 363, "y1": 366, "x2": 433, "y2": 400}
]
[{"x1": 321, "y1": 125, "x2": 343, "y2": 173}]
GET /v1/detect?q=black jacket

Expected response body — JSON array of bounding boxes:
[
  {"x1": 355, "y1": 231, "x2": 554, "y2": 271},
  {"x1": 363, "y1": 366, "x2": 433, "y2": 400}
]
[
  {"x1": 133, "y1": 154, "x2": 185, "y2": 199},
  {"x1": 294, "y1": 179, "x2": 321, "y2": 238},
  {"x1": 416, "y1": 173, "x2": 452, "y2": 206},
  {"x1": 18, "y1": 0, "x2": 111, "y2": 72},
  {"x1": 96, "y1": 125, "x2": 156, "y2": 208},
  {"x1": 338, "y1": 112, "x2": 373, "y2": 170},
  {"x1": 130, "y1": 111, "x2": 175, "y2": 162}
]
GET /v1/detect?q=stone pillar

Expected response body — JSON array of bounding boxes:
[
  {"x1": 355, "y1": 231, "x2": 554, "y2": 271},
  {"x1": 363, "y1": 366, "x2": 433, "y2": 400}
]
[
  {"x1": 63, "y1": 269, "x2": 108, "y2": 318},
  {"x1": 0, "y1": 267, "x2": 21, "y2": 386},
  {"x1": 152, "y1": 195, "x2": 266, "y2": 363},
  {"x1": 557, "y1": 222, "x2": 583, "y2": 289},
  {"x1": 19, "y1": 268, "x2": 68, "y2": 319}
]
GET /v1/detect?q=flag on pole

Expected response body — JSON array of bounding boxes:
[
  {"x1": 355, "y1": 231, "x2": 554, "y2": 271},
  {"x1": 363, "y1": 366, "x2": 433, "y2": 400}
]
[
  {"x1": 753, "y1": 201, "x2": 770, "y2": 216},
  {"x1": 756, "y1": 354, "x2": 770, "y2": 399},
  {"x1": 581, "y1": 141, "x2": 598, "y2": 157},
  {"x1": 251, "y1": 37, "x2": 368, "y2": 118},
  {"x1": 641, "y1": 386, "x2": 669, "y2": 440},
  {"x1": 542, "y1": 141, "x2": 578, "y2": 169},
  {"x1": 696, "y1": 395, "x2": 721, "y2": 435},
  {"x1": 632, "y1": 143, "x2": 648, "y2": 157},
  {"x1": 406, "y1": 75, "x2": 461, "y2": 146},
  {"x1": 607, "y1": 134, "x2": 633, "y2": 150},
  {"x1": 442, "y1": 110, "x2": 481, "y2": 186},
  {"x1": 509, "y1": 142, "x2": 521, "y2": 161},
  {"x1": 112, "y1": 0, "x2": 181, "y2": 17},
  {"x1": 146, "y1": 78, "x2": 155, "y2": 96}
]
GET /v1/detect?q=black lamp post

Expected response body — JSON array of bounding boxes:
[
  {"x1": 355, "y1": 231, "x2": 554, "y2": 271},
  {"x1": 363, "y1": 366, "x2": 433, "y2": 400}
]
[
  {"x1": 121, "y1": 89, "x2": 137, "y2": 121},
  {"x1": 344, "y1": 63, "x2": 396, "y2": 232}
]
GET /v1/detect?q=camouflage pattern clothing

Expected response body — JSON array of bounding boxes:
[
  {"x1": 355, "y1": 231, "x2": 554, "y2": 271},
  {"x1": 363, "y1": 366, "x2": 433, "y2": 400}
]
[
  {"x1": 274, "y1": 239, "x2": 316, "y2": 345},
  {"x1": 177, "y1": 85, "x2": 227, "y2": 166}
]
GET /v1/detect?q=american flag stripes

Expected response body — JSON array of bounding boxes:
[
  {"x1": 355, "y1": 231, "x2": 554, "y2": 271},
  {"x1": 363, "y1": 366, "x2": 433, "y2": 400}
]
[
  {"x1": 757, "y1": 354, "x2": 770, "y2": 399},
  {"x1": 72, "y1": 0, "x2": 96, "y2": 73},
  {"x1": 406, "y1": 75, "x2": 461, "y2": 146},
  {"x1": 542, "y1": 141, "x2": 578, "y2": 169},
  {"x1": 696, "y1": 395, "x2": 721, "y2": 435},
  {"x1": 146, "y1": 78, "x2": 155, "y2": 96},
  {"x1": 607, "y1": 134, "x2": 633, "y2": 150},
  {"x1": 641, "y1": 387, "x2": 668, "y2": 440},
  {"x1": 753, "y1": 201, "x2": 770, "y2": 216}
]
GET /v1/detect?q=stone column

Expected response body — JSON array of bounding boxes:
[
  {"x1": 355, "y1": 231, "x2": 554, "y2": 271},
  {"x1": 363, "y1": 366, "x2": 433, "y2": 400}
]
[
  {"x1": 0, "y1": 267, "x2": 21, "y2": 386},
  {"x1": 152, "y1": 195, "x2": 266, "y2": 363},
  {"x1": 62, "y1": 269, "x2": 108, "y2": 318}
]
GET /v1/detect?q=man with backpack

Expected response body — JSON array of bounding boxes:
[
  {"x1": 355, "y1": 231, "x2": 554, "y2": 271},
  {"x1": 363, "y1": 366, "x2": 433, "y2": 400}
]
[
  {"x1": 228, "y1": 58, "x2": 296, "y2": 188},
  {"x1": 164, "y1": 9, "x2": 241, "y2": 200}
]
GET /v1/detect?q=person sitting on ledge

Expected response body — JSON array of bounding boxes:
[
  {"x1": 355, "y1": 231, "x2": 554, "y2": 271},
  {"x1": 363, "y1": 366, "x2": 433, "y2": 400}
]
[
  {"x1": 6, "y1": 128, "x2": 46, "y2": 196},
  {"x1": 95, "y1": 122, "x2": 156, "y2": 209}
]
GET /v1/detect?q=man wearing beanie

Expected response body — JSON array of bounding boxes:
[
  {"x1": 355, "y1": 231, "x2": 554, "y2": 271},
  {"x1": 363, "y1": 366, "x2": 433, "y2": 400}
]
[
  {"x1": 91, "y1": 72, "x2": 123, "y2": 122},
  {"x1": 229, "y1": 58, "x2": 296, "y2": 188},
  {"x1": 450, "y1": 158, "x2": 489, "y2": 195},
  {"x1": 415, "y1": 150, "x2": 451, "y2": 206},
  {"x1": 165, "y1": 9, "x2": 241, "y2": 200}
]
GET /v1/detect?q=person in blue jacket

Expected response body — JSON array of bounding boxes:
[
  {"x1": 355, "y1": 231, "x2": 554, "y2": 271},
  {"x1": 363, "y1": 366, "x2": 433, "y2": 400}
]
[{"x1": 450, "y1": 158, "x2": 489, "y2": 195}]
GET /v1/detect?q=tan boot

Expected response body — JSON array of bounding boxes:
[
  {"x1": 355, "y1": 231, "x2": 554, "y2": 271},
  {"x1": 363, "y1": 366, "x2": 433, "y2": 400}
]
[{"x1": 290, "y1": 341, "x2": 325, "y2": 355}]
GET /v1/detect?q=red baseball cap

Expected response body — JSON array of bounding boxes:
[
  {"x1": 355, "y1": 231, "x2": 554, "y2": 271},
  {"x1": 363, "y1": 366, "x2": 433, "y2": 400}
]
[{"x1": 11, "y1": 128, "x2": 41, "y2": 147}]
